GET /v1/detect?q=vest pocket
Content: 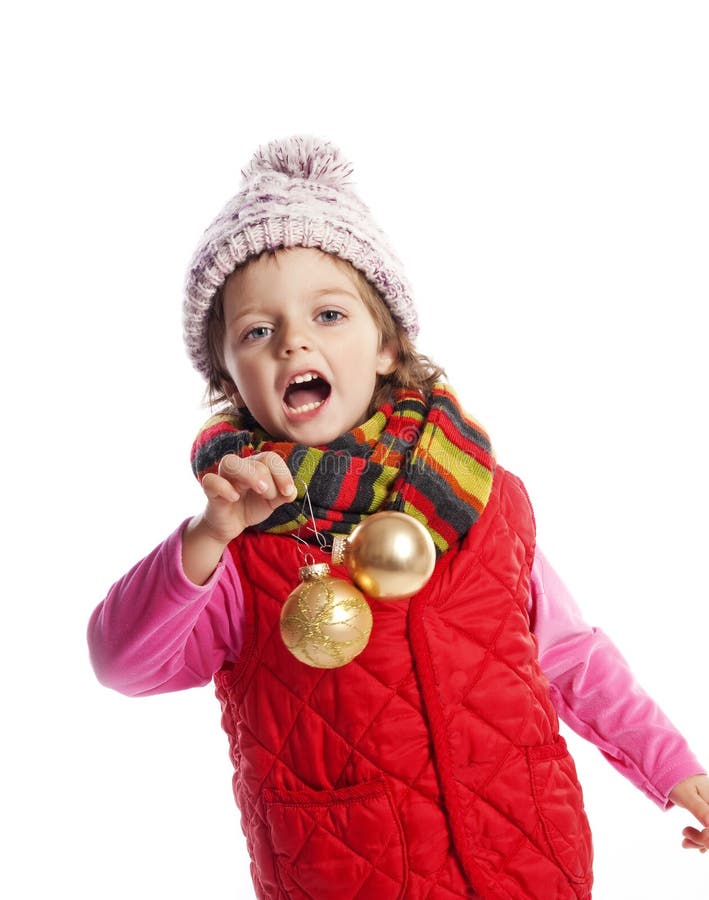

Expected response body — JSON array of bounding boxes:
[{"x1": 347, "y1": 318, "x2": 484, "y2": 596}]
[
  {"x1": 263, "y1": 779, "x2": 407, "y2": 899},
  {"x1": 526, "y1": 737, "x2": 593, "y2": 886}
]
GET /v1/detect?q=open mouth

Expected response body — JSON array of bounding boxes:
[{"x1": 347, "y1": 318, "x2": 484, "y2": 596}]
[{"x1": 283, "y1": 372, "x2": 332, "y2": 414}]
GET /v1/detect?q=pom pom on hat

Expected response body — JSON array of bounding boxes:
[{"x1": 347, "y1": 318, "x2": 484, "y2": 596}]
[
  {"x1": 183, "y1": 135, "x2": 418, "y2": 381},
  {"x1": 243, "y1": 135, "x2": 354, "y2": 187}
]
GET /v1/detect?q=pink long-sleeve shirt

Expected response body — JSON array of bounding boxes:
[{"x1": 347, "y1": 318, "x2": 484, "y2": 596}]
[{"x1": 88, "y1": 520, "x2": 704, "y2": 808}]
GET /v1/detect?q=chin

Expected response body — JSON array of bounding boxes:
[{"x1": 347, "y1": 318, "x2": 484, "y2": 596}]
[
  {"x1": 288, "y1": 420, "x2": 347, "y2": 446},
  {"x1": 298, "y1": 428, "x2": 341, "y2": 446}
]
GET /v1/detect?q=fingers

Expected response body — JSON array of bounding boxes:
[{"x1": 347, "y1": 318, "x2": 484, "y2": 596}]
[
  {"x1": 254, "y1": 451, "x2": 299, "y2": 500},
  {"x1": 216, "y1": 453, "x2": 297, "y2": 501},
  {"x1": 201, "y1": 472, "x2": 241, "y2": 503},
  {"x1": 682, "y1": 826, "x2": 709, "y2": 852}
]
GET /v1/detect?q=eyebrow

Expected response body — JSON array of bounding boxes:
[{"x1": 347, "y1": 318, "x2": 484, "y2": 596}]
[
  {"x1": 311, "y1": 286, "x2": 361, "y2": 301},
  {"x1": 225, "y1": 306, "x2": 257, "y2": 332}
]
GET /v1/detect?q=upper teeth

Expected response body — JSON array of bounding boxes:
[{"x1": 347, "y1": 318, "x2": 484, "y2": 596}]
[{"x1": 289, "y1": 372, "x2": 319, "y2": 385}]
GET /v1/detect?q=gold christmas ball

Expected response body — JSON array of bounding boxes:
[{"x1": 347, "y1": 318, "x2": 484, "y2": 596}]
[
  {"x1": 332, "y1": 511, "x2": 436, "y2": 599},
  {"x1": 280, "y1": 563, "x2": 373, "y2": 668}
]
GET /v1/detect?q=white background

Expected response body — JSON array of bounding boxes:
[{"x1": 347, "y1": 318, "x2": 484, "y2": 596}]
[{"x1": 2, "y1": 1, "x2": 708, "y2": 897}]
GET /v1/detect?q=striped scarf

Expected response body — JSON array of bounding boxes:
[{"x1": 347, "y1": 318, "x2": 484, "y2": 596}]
[{"x1": 190, "y1": 384, "x2": 495, "y2": 556}]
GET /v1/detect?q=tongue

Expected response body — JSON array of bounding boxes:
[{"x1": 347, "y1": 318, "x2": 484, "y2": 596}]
[{"x1": 286, "y1": 381, "x2": 329, "y2": 409}]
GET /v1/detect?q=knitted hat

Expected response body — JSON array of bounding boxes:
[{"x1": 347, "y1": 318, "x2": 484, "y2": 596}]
[{"x1": 183, "y1": 135, "x2": 418, "y2": 380}]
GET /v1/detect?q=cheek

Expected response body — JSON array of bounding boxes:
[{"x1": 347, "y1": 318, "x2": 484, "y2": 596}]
[{"x1": 227, "y1": 346, "x2": 253, "y2": 377}]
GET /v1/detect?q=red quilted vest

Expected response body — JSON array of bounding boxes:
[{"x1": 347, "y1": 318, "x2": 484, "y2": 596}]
[{"x1": 215, "y1": 467, "x2": 593, "y2": 899}]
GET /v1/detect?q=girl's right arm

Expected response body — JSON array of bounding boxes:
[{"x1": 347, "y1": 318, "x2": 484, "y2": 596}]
[
  {"x1": 87, "y1": 518, "x2": 244, "y2": 696},
  {"x1": 88, "y1": 451, "x2": 297, "y2": 696}
]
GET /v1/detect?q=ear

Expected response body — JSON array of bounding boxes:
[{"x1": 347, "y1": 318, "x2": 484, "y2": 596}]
[
  {"x1": 375, "y1": 341, "x2": 397, "y2": 376},
  {"x1": 220, "y1": 377, "x2": 243, "y2": 408}
]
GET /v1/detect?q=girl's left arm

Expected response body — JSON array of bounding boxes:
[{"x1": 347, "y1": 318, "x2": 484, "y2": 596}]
[{"x1": 531, "y1": 547, "x2": 709, "y2": 852}]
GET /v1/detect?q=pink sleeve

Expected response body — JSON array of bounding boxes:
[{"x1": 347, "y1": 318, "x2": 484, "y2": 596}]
[
  {"x1": 530, "y1": 547, "x2": 705, "y2": 808},
  {"x1": 87, "y1": 519, "x2": 246, "y2": 697}
]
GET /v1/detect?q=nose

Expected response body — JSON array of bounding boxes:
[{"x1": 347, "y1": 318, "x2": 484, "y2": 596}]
[{"x1": 277, "y1": 318, "x2": 312, "y2": 357}]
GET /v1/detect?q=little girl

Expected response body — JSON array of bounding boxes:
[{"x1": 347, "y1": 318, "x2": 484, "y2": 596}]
[{"x1": 88, "y1": 135, "x2": 709, "y2": 899}]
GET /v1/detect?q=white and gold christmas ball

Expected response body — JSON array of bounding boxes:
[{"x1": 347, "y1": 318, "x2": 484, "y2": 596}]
[{"x1": 280, "y1": 562, "x2": 373, "y2": 668}]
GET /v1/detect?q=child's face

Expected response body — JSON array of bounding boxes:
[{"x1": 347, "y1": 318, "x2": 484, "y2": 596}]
[{"x1": 221, "y1": 247, "x2": 396, "y2": 444}]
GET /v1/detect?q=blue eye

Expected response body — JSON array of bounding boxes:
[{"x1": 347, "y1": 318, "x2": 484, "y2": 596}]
[
  {"x1": 318, "y1": 309, "x2": 344, "y2": 323},
  {"x1": 244, "y1": 325, "x2": 272, "y2": 341}
]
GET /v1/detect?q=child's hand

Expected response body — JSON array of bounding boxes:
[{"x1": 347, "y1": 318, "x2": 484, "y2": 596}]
[
  {"x1": 668, "y1": 774, "x2": 709, "y2": 853},
  {"x1": 182, "y1": 452, "x2": 298, "y2": 586},
  {"x1": 200, "y1": 452, "x2": 298, "y2": 544}
]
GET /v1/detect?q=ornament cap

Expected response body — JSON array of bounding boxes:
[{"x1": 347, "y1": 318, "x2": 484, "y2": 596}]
[
  {"x1": 331, "y1": 534, "x2": 348, "y2": 566},
  {"x1": 298, "y1": 561, "x2": 330, "y2": 582}
]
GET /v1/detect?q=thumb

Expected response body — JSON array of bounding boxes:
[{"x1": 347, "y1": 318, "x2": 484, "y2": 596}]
[{"x1": 671, "y1": 775, "x2": 709, "y2": 827}]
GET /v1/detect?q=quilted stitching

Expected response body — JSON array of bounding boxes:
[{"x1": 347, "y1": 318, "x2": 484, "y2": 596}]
[
  {"x1": 233, "y1": 628, "x2": 469, "y2": 897},
  {"x1": 263, "y1": 781, "x2": 406, "y2": 899}
]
